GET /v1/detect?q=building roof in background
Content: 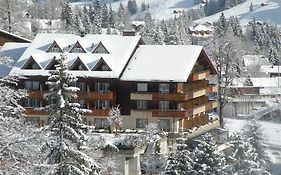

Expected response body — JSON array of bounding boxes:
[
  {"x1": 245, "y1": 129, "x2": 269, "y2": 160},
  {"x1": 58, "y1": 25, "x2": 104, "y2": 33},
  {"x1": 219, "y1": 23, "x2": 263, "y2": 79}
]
[
  {"x1": 0, "y1": 29, "x2": 31, "y2": 44},
  {"x1": 0, "y1": 42, "x2": 30, "y2": 77},
  {"x1": 243, "y1": 55, "x2": 270, "y2": 67}
]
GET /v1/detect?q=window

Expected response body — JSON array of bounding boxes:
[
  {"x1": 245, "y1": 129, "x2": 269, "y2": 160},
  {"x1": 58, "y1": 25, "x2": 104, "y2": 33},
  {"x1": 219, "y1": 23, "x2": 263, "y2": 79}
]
[
  {"x1": 23, "y1": 98, "x2": 41, "y2": 107},
  {"x1": 137, "y1": 100, "x2": 147, "y2": 109},
  {"x1": 94, "y1": 118, "x2": 109, "y2": 129},
  {"x1": 73, "y1": 47, "x2": 84, "y2": 53},
  {"x1": 159, "y1": 84, "x2": 169, "y2": 93},
  {"x1": 93, "y1": 43, "x2": 109, "y2": 54},
  {"x1": 136, "y1": 119, "x2": 148, "y2": 128},
  {"x1": 48, "y1": 43, "x2": 61, "y2": 53},
  {"x1": 101, "y1": 64, "x2": 110, "y2": 71},
  {"x1": 25, "y1": 117, "x2": 40, "y2": 126},
  {"x1": 79, "y1": 100, "x2": 87, "y2": 108},
  {"x1": 158, "y1": 119, "x2": 170, "y2": 131},
  {"x1": 77, "y1": 82, "x2": 87, "y2": 92},
  {"x1": 95, "y1": 83, "x2": 109, "y2": 92},
  {"x1": 94, "y1": 100, "x2": 110, "y2": 109},
  {"x1": 25, "y1": 81, "x2": 40, "y2": 90},
  {"x1": 137, "y1": 83, "x2": 147, "y2": 92},
  {"x1": 22, "y1": 58, "x2": 41, "y2": 69},
  {"x1": 159, "y1": 101, "x2": 169, "y2": 110}
]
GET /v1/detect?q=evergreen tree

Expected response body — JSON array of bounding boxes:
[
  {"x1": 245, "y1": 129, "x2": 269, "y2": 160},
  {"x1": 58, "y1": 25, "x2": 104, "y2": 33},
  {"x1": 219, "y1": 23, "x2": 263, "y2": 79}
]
[
  {"x1": 101, "y1": 3, "x2": 109, "y2": 28},
  {"x1": 38, "y1": 53, "x2": 100, "y2": 174},
  {"x1": 108, "y1": 4, "x2": 116, "y2": 28},
  {"x1": 153, "y1": 26, "x2": 165, "y2": 45},
  {"x1": 192, "y1": 134, "x2": 226, "y2": 175},
  {"x1": 127, "y1": 0, "x2": 138, "y2": 15},
  {"x1": 74, "y1": 9, "x2": 85, "y2": 35},
  {"x1": 215, "y1": 13, "x2": 228, "y2": 37},
  {"x1": 249, "y1": 3, "x2": 254, "y2": 12},
  {"x1": 268, "y1": 46, "x2": 278, "y2": 64},
  {"x1": 61, "y1": 2, "x2": 74, "y2": 31},
  {"x1": 82, "y1": 5, "x2": 91, "y2": 34},
  {"x1": 228, "y1": 132, "x2": 262, "y2": 174},
  {"x1": 116, "y1": 3, "x2": 131, "y2": 31},
  {"x1": 92, "y1": 0, "x2": 102, "y2": 34},
  {"x1": 243, "y1": 120, "x2": 269, "y2": 168}
]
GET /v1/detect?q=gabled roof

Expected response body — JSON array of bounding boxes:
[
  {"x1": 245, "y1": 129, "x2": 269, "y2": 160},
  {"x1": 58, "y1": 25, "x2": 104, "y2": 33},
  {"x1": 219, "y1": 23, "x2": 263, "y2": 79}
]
[
  {"x1": 121, "y1": 45, "x2": 210, "y2": 82},
  {"x1": 92, "y1": 41, "x2": 110, "y2": 54},
  {"x1": 0, "y1": 29, "x2": 31, "y2": 45},
  {"x1": 69, "y1": 57, "x2": 89, "y2": 70},
  {"x1": 69, "y1": 41, "x2": 87, "y2": 53},
  {"x1": 9, "y1": 33, "x2": 142, "y2": 78},
  {"x1": 46, "y1": 40, "x2": 63, "y2": 53},
  {"x1": 21, "y1": 56, "x2": 42, "y2": 69},
  {"x1": 92, "y1": 57, "x2": 112, "y2": 71}
]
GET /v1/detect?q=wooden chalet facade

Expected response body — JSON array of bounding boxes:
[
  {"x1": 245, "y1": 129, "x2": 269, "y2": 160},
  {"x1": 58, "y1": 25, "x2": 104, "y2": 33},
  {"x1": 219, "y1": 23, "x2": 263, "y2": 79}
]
[{"x1": 3, "y1": 33, "x2": 217, "y2": 132}]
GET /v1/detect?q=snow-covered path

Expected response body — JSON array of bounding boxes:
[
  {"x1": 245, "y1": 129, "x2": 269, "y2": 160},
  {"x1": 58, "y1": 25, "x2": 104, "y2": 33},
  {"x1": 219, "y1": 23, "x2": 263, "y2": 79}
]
[{"x1": 225, "y1": 118, "x2": 281, "y2": 175}]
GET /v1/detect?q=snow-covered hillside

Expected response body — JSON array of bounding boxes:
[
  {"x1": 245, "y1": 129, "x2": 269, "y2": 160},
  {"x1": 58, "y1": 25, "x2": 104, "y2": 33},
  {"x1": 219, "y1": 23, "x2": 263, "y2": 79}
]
[
  {"x1": 73, "y1": 0, "x2": 281, "y2": 27},
  {"x1": 196, "y1": 0, "x2": 281, "y2": 27}
]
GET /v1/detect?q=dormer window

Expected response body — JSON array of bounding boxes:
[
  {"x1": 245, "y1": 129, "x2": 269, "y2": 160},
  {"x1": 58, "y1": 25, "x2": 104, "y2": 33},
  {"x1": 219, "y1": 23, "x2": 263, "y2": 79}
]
[
  {"x1": 70, "y1": 57, "x2": 88, "y2": 70},
  {"x1": 69, "y1": 42, "x2": 86, "y2": 53},
  {"x1": 22, "y1": 56, "x2": 41, "y2": 70},
  {"x1": 92, "y1": 57, "x2": 111, "y2": 71},
  {"x1": 46, "y1": 41, "x2": 62, "y2": 53},
  {"x1": 45, "y1": 57, "x2": 59, "y2": 70},
  {"x1": 92, "y1": 42, "x2": 109, "y2": 54}
]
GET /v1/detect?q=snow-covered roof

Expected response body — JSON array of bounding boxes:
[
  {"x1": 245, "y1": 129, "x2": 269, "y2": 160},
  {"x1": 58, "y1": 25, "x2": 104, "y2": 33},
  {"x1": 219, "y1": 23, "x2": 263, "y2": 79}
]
[
  {"x1": 260, "y1": 65, "x2": 281, "y2": 74},
  {"x1": 233, "y1": 77, "x2": 281, "y2": 87},
  {"x1": 0, "y1": 42, "x2": 30, "y2": 77},
  {"x1": 121, "y1": 45, "x2": 204, "y2": 82},
  {"x1": 0, "y1": 29, "x2": 31, "y2": 43},
  {"x1": 189, "y1": 24, "x2": 213, "y2": 32},
  {"x1": 9, "y1": 33, "x2": 142, "y2": 78},
  {"x1": 243, "y1": 55, "x2": 270, "y2": 67}
]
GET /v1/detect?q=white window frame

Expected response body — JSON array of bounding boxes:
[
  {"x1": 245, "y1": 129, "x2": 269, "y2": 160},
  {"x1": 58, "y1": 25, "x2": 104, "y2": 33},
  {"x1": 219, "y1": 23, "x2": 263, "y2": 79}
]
[
  {"x1": 137, "y1": 100, "x2": 147, "y2": 109},
  {"x1": 137, "y1": 83, "x2": 147, "y2": 92},
  {"x1": 23, "y1": 98, "x2": 41, "y2": 108},
  {"x1": 94, "y1": 100, "x2": 110, "y2": 109},
  {"x1": 94, "y1": 118, "x2": 109, "y2": 129},
  {"x1": 25, "y1": 81, "x2": 40, "y2": 90},
  {"x1": 50, "y1": 45, "x2": 60, "y2": 52},
  {"x1": 159, "y1": 101, "x2": 169, "y2": 110},
  {"x1": 78, "y1": 82, "x2": 87, "y2": 92},
  {"x1": 136, "y1": 119, "x2": 148, "y2": 128},
  {"x1": 159, "y1": 83, "x2": 169, "y2": 93},
  {"x1": 158, "y1": 119, "x2": 170, "y2": 131},
  {"x1": 95, "y1": 83, "x2": 109, "y2": 92},
  {"x1": 73, "y1": 47, "x2": 84, "y2": 53}
]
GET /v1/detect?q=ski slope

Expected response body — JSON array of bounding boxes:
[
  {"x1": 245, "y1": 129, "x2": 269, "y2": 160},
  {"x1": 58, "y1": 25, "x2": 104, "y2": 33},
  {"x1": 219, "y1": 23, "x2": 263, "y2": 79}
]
[{"x1": 196, "y1": 0, "x2": 281, "y2": 27}]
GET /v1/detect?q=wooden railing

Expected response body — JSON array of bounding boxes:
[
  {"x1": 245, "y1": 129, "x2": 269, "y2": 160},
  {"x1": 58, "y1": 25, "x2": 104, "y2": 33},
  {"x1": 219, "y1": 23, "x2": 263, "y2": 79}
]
[
  {"x1": 78, "y1": 91, "x2": 114, "y2": 100},
  {"x1": 189, "y1": 70, "x2": 210, "y2": 81}
]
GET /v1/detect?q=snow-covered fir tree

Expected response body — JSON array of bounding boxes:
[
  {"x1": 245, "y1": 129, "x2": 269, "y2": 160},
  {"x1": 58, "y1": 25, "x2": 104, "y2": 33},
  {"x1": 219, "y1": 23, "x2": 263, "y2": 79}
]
[
  {"x1": 82, "y1": 5, "x2": 92, "y2": 34},
  {"x1": 127, "y1": 0, "x2": 138, "y2": 15},
  {"x1": 37, "y1": 53, "x2": 100, "y2": 174},
  {"x1": 243, "y1": 120, "x2": 269, "y2": 169},
  {"x1": 61, "y1": 2, "x2": 74, "y2": 32},
  {"x1": 101, "y1": 3, "x2": 109, "y2": 28}
]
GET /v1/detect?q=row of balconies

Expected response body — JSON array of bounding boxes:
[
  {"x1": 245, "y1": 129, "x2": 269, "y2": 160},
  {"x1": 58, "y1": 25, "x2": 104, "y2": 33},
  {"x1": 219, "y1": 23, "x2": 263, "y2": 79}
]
[{"x1": 131, "y1": 85, "x2": 217, "y2": 101}]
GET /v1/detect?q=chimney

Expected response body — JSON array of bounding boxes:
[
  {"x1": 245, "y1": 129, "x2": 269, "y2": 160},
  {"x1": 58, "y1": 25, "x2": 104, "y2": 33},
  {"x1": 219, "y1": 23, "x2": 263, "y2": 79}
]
[{"x1": 122, "y1": 30, "x2": 136, "y2": 36}]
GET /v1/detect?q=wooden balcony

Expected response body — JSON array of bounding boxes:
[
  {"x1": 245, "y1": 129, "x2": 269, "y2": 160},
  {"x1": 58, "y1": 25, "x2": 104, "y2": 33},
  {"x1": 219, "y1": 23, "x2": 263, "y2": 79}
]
[
  {"x1": 78, "y1": 91, "x2": 113, "y2": 100},
  {"x1": 24, "y1": 108, "x2": 47, "y2": 115},
  {"x1": 88, "y1": 109, "x2": 109, "y2": 116},
  {"x1": 152, "y1": 109, "x2": 188, "y2": 118},
  {"x1": 189, "y1": 70, "x2": 210, "y2": 81},
  {"x1": 130, "y1": 85, "x2": 217, "y2": 101},
  {"x1": 28, "y1": 90, "x2": 46, "y2": 99},
  {"x1": 187, "y1": 101, "x2": 217, "y2": 116}
]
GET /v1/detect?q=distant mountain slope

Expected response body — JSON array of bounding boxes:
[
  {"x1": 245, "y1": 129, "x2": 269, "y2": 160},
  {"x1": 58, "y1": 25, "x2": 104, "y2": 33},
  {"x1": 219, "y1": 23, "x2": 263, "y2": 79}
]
[
  {"x1": 72, "y1": 0, "x2": 281, "y2": 27},
  {"x1": 195, "y1": 0, "x2": 281, "y2": 27}
]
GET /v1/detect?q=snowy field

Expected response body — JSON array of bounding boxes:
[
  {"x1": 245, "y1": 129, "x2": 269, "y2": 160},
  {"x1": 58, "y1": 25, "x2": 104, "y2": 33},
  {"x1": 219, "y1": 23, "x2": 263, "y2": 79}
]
[{"x1": 225, "y1": 118, "x2": 281, "y2": 175}]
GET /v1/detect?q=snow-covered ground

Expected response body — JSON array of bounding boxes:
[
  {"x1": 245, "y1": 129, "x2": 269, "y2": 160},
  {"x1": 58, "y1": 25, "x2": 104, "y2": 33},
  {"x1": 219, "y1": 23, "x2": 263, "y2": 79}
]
[
  {"x1": 196, "y1": 0, "x2": 281, "y2": 27},
  {"x1": 225, "y1": 118, "x2": 281, "y2": 175}
]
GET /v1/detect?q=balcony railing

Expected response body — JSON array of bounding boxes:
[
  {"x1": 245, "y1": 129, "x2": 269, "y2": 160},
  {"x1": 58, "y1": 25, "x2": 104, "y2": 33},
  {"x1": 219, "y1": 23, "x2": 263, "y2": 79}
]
[
  {"x1": 187, "y1": 101, "x2": 217, "y2": 115},
  {"x1": 88, "y1": 109, "x2": 109, "y2": 116},
  {"x1": 189, "y1": 70, "x2": 210, "y2": 81},
  {"x1": 130, "y1": 85, "x2": 217, "y2": 101},
  {"x1": 24, "y1": 108, "x2": 47, "y2": 115},
  {"x1": 78, "y1": 91, "x2": 113, "y2": 100}
]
